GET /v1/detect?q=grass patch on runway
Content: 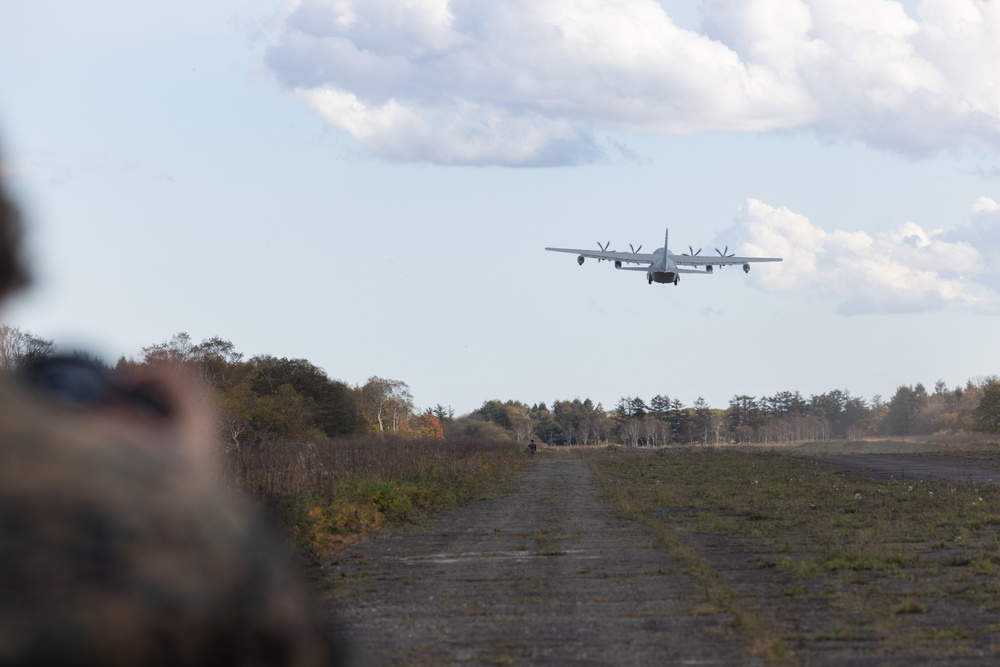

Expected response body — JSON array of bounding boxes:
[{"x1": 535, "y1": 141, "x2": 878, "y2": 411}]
[{"x1": 587, "y1": 447, "x2": 1000, "y2": 665}]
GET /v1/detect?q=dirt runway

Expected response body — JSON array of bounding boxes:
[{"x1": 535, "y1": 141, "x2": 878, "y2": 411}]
[
  {"x1": 327, "y1": 458, "x2": 762, "y2": 666},
  {"x1": 324, "y1": 450, "x2": 1000, "y2": 665},
  {"x1": 812, "y1": 454, "x2": 1000, "y2": 485}
]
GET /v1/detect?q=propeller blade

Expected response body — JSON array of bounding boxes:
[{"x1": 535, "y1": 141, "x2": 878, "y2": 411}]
[{"x1": 629, "y1": 243, "x2": 643, "y2": 253}]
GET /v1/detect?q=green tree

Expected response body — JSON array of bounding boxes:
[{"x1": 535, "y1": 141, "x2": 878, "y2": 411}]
[
  {"x1": 254, "y1": 356, "x2": 362, "y2": 439},
  {"x1": 553, "y1": 399, "x2": 590, "y2": 444},
  {"x1": 809, "y1": 389, "x2": 869, "y2": 439},
  {"x1": 625, "y1": 397, "x2": 648, "y2": 420},
  {"x1": 430, "y1": 404, "x2": 454, "y2": 423},
  {"x1": 691, "y1": 397, "x2": 712, "y2": 444},
  {"x1": 649, "y1": 395, "x2": 672, "y2": 421},
  {"x1": 650, "y1": 394, "x2": 685, "y2": 444},
  {"x1": 463, "y1": 419, "x2": 513, "y2": 441},
  {"x1": 473, "y1": 399, "x2": 516, "y2": 430},
  {"x1": 553, "y1": 398, "x2": 604, "y2": 445},
  {"x1": 468, "y1": 399, "x2": 534, "y2": 440},
  {"x1": 727, "y1": 395, "x2": 761, "y2": 443},
  {"x1": 531, "y1": 403, "x2": 564, "y2": 445},
  {"x1": 973, "y1": 379, "x2": 1000, "y2": 433},
  {"x1": 882, "y1": 384, "x2": 928, "y2": 436},
  {"x1": 245, "y1": 383, "x2": 322, "y2": 442}
]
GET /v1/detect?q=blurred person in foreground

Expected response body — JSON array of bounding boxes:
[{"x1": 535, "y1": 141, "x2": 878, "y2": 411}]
[{"x1": 0, "y1": 147, "x2": 347, "y2": 665}]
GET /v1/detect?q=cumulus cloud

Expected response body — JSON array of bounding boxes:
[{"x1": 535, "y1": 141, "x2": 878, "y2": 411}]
[
  {"x1": 266, "y1": 0, "x2": 1000, "y2": 165},
  {"x1": 947, "y1": 195, "x2": 1000, "y2": 281},
  {"x1": 295, "y1": 88, "x2": 603, "y2": 165},
  {"x1": 721, "y1": 197, "x2": 1000, "y2": 315}
]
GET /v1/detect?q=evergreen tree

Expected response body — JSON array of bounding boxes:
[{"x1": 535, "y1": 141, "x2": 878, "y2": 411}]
[
  {"x1": 973, "y1": 379, "x2": 1000, "y2": 433},
  {"x1": 882, "y1": 384, "x2": 928, "y2": 436}
]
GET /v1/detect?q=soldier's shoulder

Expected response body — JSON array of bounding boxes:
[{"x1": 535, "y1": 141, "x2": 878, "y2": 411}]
[{"x1": 0, "y1": 375, "x2": 345, "y2": 666}]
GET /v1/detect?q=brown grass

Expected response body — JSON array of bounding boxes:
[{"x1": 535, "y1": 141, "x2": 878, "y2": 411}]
[{"x1": 222, "y1": 437, "x2": 528, "y2": 562}]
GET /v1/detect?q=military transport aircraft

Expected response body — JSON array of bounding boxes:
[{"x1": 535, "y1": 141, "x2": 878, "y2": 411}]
[{"x1": 545, "y1": 228, "x2": 782, "y2": 286}]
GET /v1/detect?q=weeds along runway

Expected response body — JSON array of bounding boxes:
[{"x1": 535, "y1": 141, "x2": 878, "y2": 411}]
[{"x1": 325, "y1": 457, "x2": 763, "y2": 666}]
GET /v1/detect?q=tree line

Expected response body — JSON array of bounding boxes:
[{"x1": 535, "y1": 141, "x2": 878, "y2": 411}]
[
  {"x1": 0, "y1": 329, "x2": 439, "y2": 448},
  {"x1": 2, "y1": 326, "x2": 998, "y2": 446},
  {"x1": 462, "y1": 383, "x2": 1000, "y2": 445}
]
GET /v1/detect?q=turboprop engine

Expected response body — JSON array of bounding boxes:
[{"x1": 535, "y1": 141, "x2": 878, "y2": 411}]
[{"x1": 577, "y1": 255, "x2": 585, "y2": 265}]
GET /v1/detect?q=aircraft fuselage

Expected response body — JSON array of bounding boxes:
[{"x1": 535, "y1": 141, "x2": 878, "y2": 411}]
[{"x1": 648, "y1": 271, "x2": 679, "y2": 284}]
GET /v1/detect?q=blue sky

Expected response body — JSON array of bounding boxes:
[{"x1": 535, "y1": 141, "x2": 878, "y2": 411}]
[{"x1": 1, "y1": 0, "x2": 999, "y2": 415}]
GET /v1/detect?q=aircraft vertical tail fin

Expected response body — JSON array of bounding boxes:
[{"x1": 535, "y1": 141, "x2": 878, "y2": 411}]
[{"x1": 664, "y1": 227, "x2": 670, "y2": 269}]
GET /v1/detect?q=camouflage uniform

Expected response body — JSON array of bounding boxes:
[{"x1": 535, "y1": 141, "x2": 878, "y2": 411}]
[{"x1": 0, "y1": 372, "x2": 345, "y2": 665}]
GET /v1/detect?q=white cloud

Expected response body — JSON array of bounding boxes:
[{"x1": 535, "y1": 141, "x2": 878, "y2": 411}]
[
  {"x1": 296, "y1": 87, "x2": 601, "y2": 165},
  {"x1": 722, "y1": 198, "x2": 1000, "y2": 315},
  {"x1": 266, "y1": 0, "x2": 1000, "y2": 165},
  {"x1": 970, "y1": 196, "x2": 1000, "y2": 215},
  {"x1": 947, "y1": 196, "x2": 1000, "y2": 285}
]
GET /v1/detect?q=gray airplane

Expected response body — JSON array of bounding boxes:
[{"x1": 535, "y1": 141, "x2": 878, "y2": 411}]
[{"x1": 545, "y1": 228, "x2": 782, "y2": 286}]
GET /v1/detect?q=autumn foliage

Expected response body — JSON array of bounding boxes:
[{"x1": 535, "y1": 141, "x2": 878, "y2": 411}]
[
  {"x1": 414, "y1": 412, "x2": 444, "y2": 439},
  {"x1": 117, "y1": 333, "x2": 426, "y2": 448}
]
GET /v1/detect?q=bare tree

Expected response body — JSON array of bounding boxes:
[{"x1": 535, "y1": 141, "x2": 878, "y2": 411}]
[{"x1": 0, "y1": 325, "x2": 53, "y2": 370}]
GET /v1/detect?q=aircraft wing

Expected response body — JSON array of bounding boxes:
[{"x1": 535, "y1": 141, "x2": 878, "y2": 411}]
[
  {"x1": 673, "y1": 255, "x2": 782, "y2": 267},
  {"x1": 545, "y1": 247, "x2": 655, "y2": 265}
]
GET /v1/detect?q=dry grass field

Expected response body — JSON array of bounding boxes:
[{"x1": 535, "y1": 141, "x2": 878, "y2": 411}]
[{"x1": 223, "y1": 437, "x2": 528, "y2": 562}]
